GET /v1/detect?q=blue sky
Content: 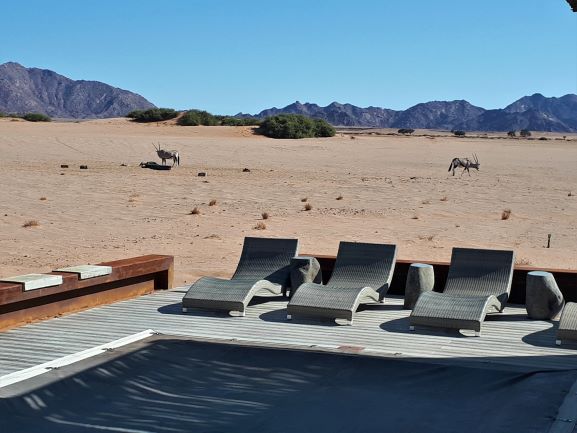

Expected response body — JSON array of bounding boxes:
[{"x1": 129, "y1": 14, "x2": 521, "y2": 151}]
[{"x1": 3, "y1": 0, "x2": 576, "y2": 114}]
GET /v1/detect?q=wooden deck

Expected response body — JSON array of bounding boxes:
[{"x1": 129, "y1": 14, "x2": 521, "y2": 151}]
[{"x1": 1, "y1": 288, "x2": 577, "y2": 377}]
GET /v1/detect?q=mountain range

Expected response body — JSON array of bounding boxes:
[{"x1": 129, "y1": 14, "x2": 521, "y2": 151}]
[
  {"x1": 0, "y1": 62, "x2": 155, "y2": 118},
  {"x1": 243, "y1": 94, "x2": 577, "y2": 133},
  {"x1": 1, "y1": 62, "x2": 575, "y2": 132}
]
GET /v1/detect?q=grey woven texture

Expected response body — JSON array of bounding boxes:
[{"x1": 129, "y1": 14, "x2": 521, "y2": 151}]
[
  {"x1": 287, "y1": 242, "x2": 397, "y2": 322},
  {"x1": 558, "y1": 302, "x2": 577, "y2": 342},
  {"x1": 182, "y1": 237, "x2": 298, "y2": 313},
  {"x1": 410, "y1": 248, "x2": 515, "y2": 333}
]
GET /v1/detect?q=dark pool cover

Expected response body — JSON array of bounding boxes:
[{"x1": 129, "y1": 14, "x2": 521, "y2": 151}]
[{"x1": 1, "y1": 336, "x2": 575, "y2": 433}]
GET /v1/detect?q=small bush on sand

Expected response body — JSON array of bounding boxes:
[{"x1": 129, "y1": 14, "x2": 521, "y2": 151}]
[
  {"x1": 452, "y1": 130, "x2": 466, "y2": 137},
  {"x1": 209, "y1": 199, "x2": 217, "y2": 206},
  {"x1": 177, "y1": 110, "x2": 219, "y2": 126},
  {"x1": 398, "y1": 128, "x2": 415, "y2": 135},
  {"x1": 254, "y1": 222, "x2": 267, "y2": 230},
  {"x1": 261, "y1": 212, "x2": 269, "y2": 220},
  {"x1": 301, "y1": 197, "x2": 308, "y2": 202},
  {"x1": 501, "y1": 209, "x2": 511, "y2": 220},
  {"x1": 128, "y1": 108, "x2": 178, "y2": 123},
  {"x1": 189, "y1": 207, "x2": 201, "y2": 215},
  {"x1": 23, "y1": 220, "x2": 39, "y2": 228},
  {"x1": 258, "y1": 114, "x2": 335, "y2": 139},
  {"x1": 520, "y1": 129, "x2": 532, "y2": 137},
  {"x1": 304, "y1": 203, "x2": 313, "y2": 211},
  {"x1": 440, "y1": 196, "x2": 448, "y2": 202},
  {"x1": 39, "y1": 197, "x2": 47, "y2": 201},
  {"x1": 23, "y1": 113, "x2": 51, "y2": 122},
  {"x1": 336, "y1": 195, "x2": 343, "y2": 200}
]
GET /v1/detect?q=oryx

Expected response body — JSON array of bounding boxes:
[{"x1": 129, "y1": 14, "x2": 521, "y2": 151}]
[
  {"x1": 448, "y1": 154, "x2": 479, "y2": 176},
  {"x1": 153, "y1": 143, "x2": 180, "y2": 166}
]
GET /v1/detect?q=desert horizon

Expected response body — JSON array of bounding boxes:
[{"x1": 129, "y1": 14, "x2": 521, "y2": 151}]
[{"x1": 1, "y1": 117, "x2": 577, "y2": 287}]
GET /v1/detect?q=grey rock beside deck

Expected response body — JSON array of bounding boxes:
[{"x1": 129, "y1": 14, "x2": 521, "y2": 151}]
[{"x1": 1, "y1": 288, "x2": 577, "y2": 378}]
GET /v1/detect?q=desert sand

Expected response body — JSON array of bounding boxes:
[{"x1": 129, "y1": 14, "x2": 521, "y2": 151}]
[{"x1": 1, "y1": 118, "x2": 576, "y2": 286}]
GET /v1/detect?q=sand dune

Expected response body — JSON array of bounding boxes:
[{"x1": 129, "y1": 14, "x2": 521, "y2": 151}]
[{"x1": 1, "y1": 118, "x2": 576, "y2": 286}]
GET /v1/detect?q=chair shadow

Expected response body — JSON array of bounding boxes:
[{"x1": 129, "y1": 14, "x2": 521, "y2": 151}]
[
  {"x1": 485, "y1": 313, "x2": 529, "y2": 322},
  {"x1": 520, "y1": 321, "x2": 572, "y2": 349},
  {"x1": 380, "y1": 317, "x2": 467, "y2": 338},
  {"x1": 157, "y1": 302, "x2": 233, "y2": 318},
  {"x1": 259, "y1": 308, "x2": 340, "y2": 327}
]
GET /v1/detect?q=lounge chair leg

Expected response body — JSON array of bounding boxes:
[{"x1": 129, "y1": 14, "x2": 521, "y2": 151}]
[
  {"x1": 556, "y1": 339, "x2": 562, "y2": 346},
  {"x1": 348, "y1": 319, "x2": 354, "y2": 326},
  {"x1": 287, "y1": 314, "x2": 292, "y2": 320},
  {"x1": 475, "y1": 331, "x2": 481, "y2": 337},
  {"x1": 409, "y1": 325, "x2": 415, "y2": 331},
  {"x1": 182, "y1": 307, "x2": 188, "y2": 313},
  {"x1": 240, "y1": 311, "x2": 246, "y2": 317}
]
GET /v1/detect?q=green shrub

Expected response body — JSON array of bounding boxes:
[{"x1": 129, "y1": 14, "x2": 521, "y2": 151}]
[
  {"x1": 23, "y1": 113, "x2": 51, "y2": 122},
  {"x1": 0, "y1": 112, "x2": 6, "y2": 118},
  {"x1": 177, "y1": 110, "x2": 219, "y2": 126},
  {"x1": 452, "y1": 130, "x2": 466, "y2": 137},
  {"x1": 398, "y1": 128, "x2": 415, "y2": 135},
  {"x1": 507, "y1": 130, "x2": 516, "y2": 137},
  {"x1": 520, "y1": 129, "x2": 532, "y2": 137},
  {"x1": 258, "y1": 114, "x2": 335, "y2": 139},
  {"x1": 128, "y1": 108, "x2": 178, "y2": 122},
  {"x1": 220, "y1": 116, "x2": 261, "y2": 126}
]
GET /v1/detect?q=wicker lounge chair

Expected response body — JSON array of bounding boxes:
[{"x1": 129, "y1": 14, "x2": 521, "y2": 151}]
[
  {"x1": 286, "y1": 241, "x2": 397, "y2": 325},
  {"x1": 182, "y1": 237, "x2": 298, "y2": 316},
  {"x1": 409, "y1": 247, "x2": 515, "y2": 336},
  {"x1": 557, "y1": 302, "x2": 577, "y2": 345}
]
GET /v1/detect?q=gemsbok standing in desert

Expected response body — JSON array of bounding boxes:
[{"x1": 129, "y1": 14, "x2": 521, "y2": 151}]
[
  {"x1": 448, "y1": 154, "x2": 479, "y2": 176},
  {"x1": 154, "y1": 143, "x2": 180, "y2": 166}
]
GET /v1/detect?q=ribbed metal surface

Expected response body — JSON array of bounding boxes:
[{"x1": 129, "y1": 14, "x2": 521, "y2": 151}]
[{"x1": 2, "y1": 288, "x2": 577, "y2": 377}]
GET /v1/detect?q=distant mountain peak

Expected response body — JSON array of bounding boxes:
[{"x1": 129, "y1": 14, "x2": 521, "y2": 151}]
[
  {"x1": 0, "y1": 62, "x2": 156, "y2": 118},
  {"x1": 248, "y1": 94, "x2": 577, "y2": 132}
]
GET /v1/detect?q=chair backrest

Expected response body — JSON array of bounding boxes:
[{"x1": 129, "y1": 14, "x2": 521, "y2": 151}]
[
  {"x1": 231, "y1": 237, "x2": 299, "y2": 285},
  {"x1": 327, "y1": 242, "x2": 397, "y2": 292},
  {"x1": 443, "y1": 247, "x2": 515, "y2": 305}
]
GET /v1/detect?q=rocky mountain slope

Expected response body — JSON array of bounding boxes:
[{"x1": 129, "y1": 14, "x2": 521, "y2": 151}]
[{"x1": 0, "y1": 62, "x2": 155, "y2": 118}]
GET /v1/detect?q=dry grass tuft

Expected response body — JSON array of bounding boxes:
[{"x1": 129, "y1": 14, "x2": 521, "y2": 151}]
[
  {"x1": 39, "y1": 197, "x2": 47, "y2": 201},
  {"x1": 23, "y1": 220, "x2": 39, "y2": 228},
  {"x1": 421, "y1": 199, "x2": 431, "y2": 205},
  {"x1": 569, "y1": 192, "x2": 573, "y2": 197},
  {"x1": 128, "y1": 193, "x2": 140, "y2": 203},
  {"x1": 301, "y1": 197, "x2": 308, "y2": 202},
  {"x1": 254, "y1": 221, "x2": 267, "y2": 230},
  {"x1": 418, "y1": 234, "x2": 435, "y2": 241},
  {"x1": 501, "y1": 209, "x2": 512, "y2": 220},
  {"x1": 189, "y1": 207, "x2": 201, "y2": 215},
  {"x1": 261, "y1": 212, "x2": 269, "y2": 220},
  {"x1": 304, "y1": 203, "x2": 313, "y2": 211},
  {"x1": 209, "y1": 199, "x2": 217, "y2": 206},
  {"x1": 336, "y1": 195, "x2": 343, "y2": 200},
  {"x1": 440, "y1": 196, "x2": 448, "y2": 202},
  {"x1": 411, "y1": 215, "x2": 419, "y2": 220},
  {"x1": 515, "y1": 257, "x2": 532, "y2": 266}
]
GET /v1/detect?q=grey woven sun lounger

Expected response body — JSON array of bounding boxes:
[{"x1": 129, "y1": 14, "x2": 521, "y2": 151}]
[
  {"x1": 286, "y1": 241, "x2": 397, "y2": 325},
  {"x1": 557, "y1": 302, "x2": 577, "y2": 345},
  {"x1": 409, "y1": 247, "x2": 515, "y2": 335},
  {"x1": 182, "y1": 237, "x2": 298, "y2": 316}
]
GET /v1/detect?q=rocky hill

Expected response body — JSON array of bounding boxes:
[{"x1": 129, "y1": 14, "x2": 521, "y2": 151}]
[
  {"x1": 0, "y1": 62, "x2": 155, "y2": 118},
  {"x1": 243, "y1": 93, "x2": 577, "y2": 132}
]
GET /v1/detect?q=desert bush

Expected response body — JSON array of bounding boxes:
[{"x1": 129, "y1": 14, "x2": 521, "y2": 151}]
[
  {"x1": 301, "y1": 197, "x2": 308, "y2": 202},
  {"x1": 336, "y1": 195, "x2": 343, "y2": 200},
  {"x1": 258, "y1": 114, "x2": 335, "y2": 139},
  {"x1": 520, "y1": 129, "x2": 532, "y2": 137},
  {"x1": 23, "y1": 113, "x2": 51, "y2": 122},
  {"x1": 261, "y1": 212, "x2": 269, "y2": 220},
  {"x1": 452, "y1": 130, "x2": 466, "y2": 137},
  {"x1": 539, "y1": 137, "x2": 548, "y2": 141},
  {"x1": 220, "y1": 116, "x2": 261, "y2": 126},
  {"x1": 189, "y1": 207, "x2": 201, "y2": 215},
  {"x1": 129, "y1": 108, "x2": 178, "y2": 123},
  {"x1": 304, "y1": 203, "x2": 313, "y2": 211},
  {"x1": 209, "y1": 199, "x2": 217, "y2": 206},
  {"x1": 398, "y1": 128, "x2": 415, "y2": 135},
  {"x1": 501, "y1": 209, "x2": 511, "y2": 220},
  {"x1": 507, "y1": 130, "x2": 516, "y2": 137},
  {"x1": 177, "y1": 110, "x2": 219, "y2": 126},
  {"x1": 23, "y1": 219, "x2": 39, "y2": 228},
  {"x1": 254, "y1": 222, "x2": 267, "y2": 230}
]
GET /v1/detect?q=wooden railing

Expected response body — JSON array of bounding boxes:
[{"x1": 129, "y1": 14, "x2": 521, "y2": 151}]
[{"x1": 0, "y1": 254, "x2": 173, "y2": 330}]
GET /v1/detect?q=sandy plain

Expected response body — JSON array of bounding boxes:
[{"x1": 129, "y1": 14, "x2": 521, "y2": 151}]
[{"x1": 1, "y1": 118, "x2": 576, "y2": 286}]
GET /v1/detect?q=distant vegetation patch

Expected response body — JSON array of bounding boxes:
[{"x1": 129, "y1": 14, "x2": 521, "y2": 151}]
[
  {"x1": 177, "y1": 110, "x2": 260, "y2": 127},
  {"x1": 23, "y1": 113, "x2": 51, "y2": 122},
  {"x1": 520, "y1": 129, "x2": 532, "y2": 137},
  {"x1": 127, "y1": 108, "x2": 179, "y2": 123},
  {"x1": 398, "y1": 128, "x2": 415, "y2": 135},
  {"x1": 452, "y1": 130, "x2": 466, "y2": 137},
  {"x1": 258, "y1": 114, "x2": 335, "y2": 139}
]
